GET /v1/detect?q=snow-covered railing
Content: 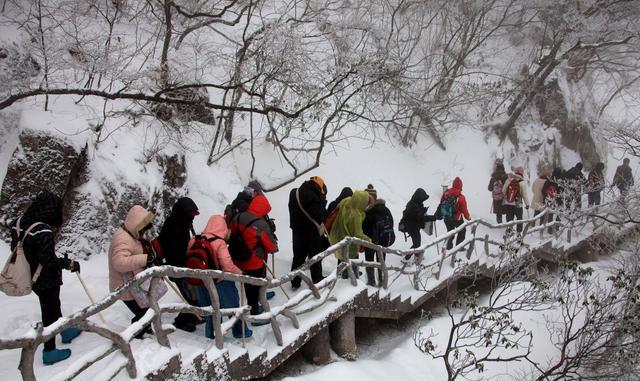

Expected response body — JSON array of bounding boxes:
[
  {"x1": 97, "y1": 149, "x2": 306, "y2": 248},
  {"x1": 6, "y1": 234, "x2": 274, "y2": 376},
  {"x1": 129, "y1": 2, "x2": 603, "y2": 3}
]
[{"x1": 0, "y1": 203, "x2": 616, "y2": 380}]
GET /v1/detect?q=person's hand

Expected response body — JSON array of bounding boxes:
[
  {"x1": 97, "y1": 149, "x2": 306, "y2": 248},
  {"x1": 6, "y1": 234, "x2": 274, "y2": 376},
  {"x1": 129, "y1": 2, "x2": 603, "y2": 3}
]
[
  {"x1": 69, "y1": 260, "x2": 80, "y2": 273},
  {"x1": 146, "y1": 251, "x2": 157, "y2": 268}
]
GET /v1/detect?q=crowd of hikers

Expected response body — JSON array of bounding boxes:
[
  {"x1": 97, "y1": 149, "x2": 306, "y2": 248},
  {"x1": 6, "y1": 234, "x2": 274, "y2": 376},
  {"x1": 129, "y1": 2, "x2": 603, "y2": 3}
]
[{"x1": 1, "y1": 159, "x2": 635, "y2": 365}]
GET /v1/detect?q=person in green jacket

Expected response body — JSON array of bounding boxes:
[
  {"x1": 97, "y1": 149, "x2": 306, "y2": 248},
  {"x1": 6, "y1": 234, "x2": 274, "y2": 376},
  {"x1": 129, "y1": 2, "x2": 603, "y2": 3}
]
[{"x1": 329, "y1": 190, "x2": 371, "y2": 278}]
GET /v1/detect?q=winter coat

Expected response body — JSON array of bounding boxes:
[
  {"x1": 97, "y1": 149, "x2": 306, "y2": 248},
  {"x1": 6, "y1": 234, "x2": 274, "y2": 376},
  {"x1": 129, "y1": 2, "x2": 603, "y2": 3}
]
[
  {"x1": 441, "y1": 177, "x2": 471, "y2": 221},
  {"x1": 402, "y1": 188, "x2": 429, "y2": 232},
  {"x1": 230, "y1": 195, "x2": 278, "y2": 271},
  {"x1": 502, "y1": 173, "x2": 530, "y2": 209},
  {"x1": 108, "y1": 205, "x2": 153, "y2": 301},
  {"x1": 329, "y1": 191, "x2": 371, "y2": 260},
  {"x1": 157, "y1": 197, "x2": 198, "y2": 268},
  {"x1": 327, "y1": 187, "x2": 353, "y2": 215},
  {"x1": 613, "y1": 165, "x2": 634, "y2": 190},
  {"x1": 288, "y1": 180, "x2": 327, "y2": 237},
  {"x1": 564, "y1": 165, "x2": 586, "y2": 193},
  {"x1": 363, "y1": 199, "x2": 394, "y2": 246},
  {"x1": 188, "y1": 215, "x2": 242, "y2": 275},
  {"x1": 586, "y1": 170, "x2": 605, "y2": 193},
  {"x1": 530, "y1": 177, "x2": 547, "y2": 211},
  {"x1": 10, "y1": 191, "x2": 65, "y2": 294},
  {"x1": 488, "y1": 170, "x2": 508, "y2": 214}
]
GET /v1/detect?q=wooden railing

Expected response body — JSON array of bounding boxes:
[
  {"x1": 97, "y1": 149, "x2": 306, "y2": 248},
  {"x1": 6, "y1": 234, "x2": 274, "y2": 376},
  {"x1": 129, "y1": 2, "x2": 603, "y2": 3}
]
[{"x1": 0, "y1": 203, "x2": 618, "y2": 380}]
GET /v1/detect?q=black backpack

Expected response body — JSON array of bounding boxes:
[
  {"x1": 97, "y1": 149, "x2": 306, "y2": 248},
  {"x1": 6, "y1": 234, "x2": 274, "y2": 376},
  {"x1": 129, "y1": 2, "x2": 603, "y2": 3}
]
[
  {"x1": 374, "y1": 211, "x2": 395, "y2": 247},
  {"x1": 228, "y1": 216, "x2": 261, "y2": 262}
]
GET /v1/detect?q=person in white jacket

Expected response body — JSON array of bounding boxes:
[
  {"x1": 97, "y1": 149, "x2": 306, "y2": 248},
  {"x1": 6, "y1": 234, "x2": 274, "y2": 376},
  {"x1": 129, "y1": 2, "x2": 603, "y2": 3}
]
[
  {"x1": 502, "y1": 166, "x2": 530, "y2": 233},
  {"x1": 530, "y1": 166, "x2": 551, "y2": 226}
]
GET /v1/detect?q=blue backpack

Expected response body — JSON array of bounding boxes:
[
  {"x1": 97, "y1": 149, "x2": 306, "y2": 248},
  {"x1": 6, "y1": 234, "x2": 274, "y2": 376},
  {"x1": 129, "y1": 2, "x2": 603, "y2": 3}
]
[{"x1": 437, "y1": 196, "x2": 458, "y2": 220}]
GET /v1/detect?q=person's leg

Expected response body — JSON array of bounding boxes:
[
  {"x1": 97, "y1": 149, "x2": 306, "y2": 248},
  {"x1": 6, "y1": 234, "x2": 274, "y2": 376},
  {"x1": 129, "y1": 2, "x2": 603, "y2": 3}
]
[
  {"x1": 505, "y1": 205, "x2": 515, "y2": 223},
  {"x1": 290, "y1": 235, "x2": 308, "y2": 288},
  {"x1": 404, "y1": 229, "x2": 421, "y2": 261},
  {"x1": 36, "y1": 286, "x2": 62, "y2": 351},
  {"x1": 595, "y1": 191, "x2": 601, "y2": 206},
  {"x1": 195, "y1": 286, "x2": 214, "y2": 338},
  {"x1": 364, "y1": 248, "x2": 376, "y2": 286},
  {"x1": 587, "y1": 192, "x2": 594, "y2": 207},
  {"x1": 307, "y1": 236, "x2": 324, "y2": 284},
  {"x1": 515, "y1": 207, "x2": 524, "y2": 233},
  {"x1": 443, "y1": 219, "x2": 456, "y2": 250},
  {"x1": 244, "y1": 267, "x2": 266, "y2": 315},
  {"x1": 173, "y1": 279, "x2": 199, "y2": 331},
  {"x1": 122, "y1": 299, "x2": 151, "y2": 338},
  {"x1": 454, "y1": 220, "x2": 466, "y2": 246}
]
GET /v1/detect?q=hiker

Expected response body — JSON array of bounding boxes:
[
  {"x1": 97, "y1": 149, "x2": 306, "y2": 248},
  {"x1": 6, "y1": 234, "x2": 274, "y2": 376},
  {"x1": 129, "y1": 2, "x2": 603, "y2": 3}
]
[
  {"x1": 564, "y1": 162, "x2": 585, "y2": 210},
  {"x1": 327, "y1": 187, "x2": 353, "y2": 215},
  {"x1": 488, "y1": 163, "x2": 508, "y2": 223},
  {"x1": 362, "y1": 185, "x2": 395, "y2": 286},
  {"x1": 229, "y1": 194, "x2": 278, "y2": 318},
  {"x1": 399, "y1": 188, "x2": 431, "y2": 261},
  {"x1": 439, "y1": 177, "x2": 471, "y2": 250},
  {"x1": 108, "y1": 205, "x2": 157, "y2": 339},
  {"x1": 156, "y1": 197, "x2": 201, "y2": 332},
  {"x1": 288, "y1": 176, "x2": 327, "y2": 289},
  {"x1": 502, "y1": 166, "x2": 530, "y2": 233},
  {"x1": 530, "y1": 166, "x2": 551, "y2": 225},
  {"x1": 9, "y1": 191, "x2": 81, "y2": 365},
  {"x1": 613, "y1": 158, "x2": 634, "y2": 199},
  {"x1": 328, "y1": 190, "x2": 371, "y2": 279},
  {"x1": 189, "y1": 215, "x2": 252, "y2": 339},
  {"x1": 586, "y1": 162, "x2": 605, "y2": 207}
]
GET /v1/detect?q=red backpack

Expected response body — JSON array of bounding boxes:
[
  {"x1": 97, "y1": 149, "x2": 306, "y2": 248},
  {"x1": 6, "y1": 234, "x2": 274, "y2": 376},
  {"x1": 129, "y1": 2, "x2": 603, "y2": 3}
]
[
  {"x1": 503, "y1": 180, "x2": 521, "y2": 205},
  {"x1": 185, "y1": 235, "x2": 221, "y2": 285}
]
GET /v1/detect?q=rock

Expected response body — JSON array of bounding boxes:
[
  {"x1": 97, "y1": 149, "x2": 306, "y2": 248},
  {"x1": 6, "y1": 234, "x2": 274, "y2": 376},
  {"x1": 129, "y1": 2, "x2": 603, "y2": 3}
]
[{"x1": 0, "y1": 129, "x2": 86, "y2": 238}]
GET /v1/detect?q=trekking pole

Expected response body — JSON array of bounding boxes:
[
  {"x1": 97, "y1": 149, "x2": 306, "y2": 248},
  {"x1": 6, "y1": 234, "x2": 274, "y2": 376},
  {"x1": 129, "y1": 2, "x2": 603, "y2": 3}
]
[
  {"x1": 164, "y1": 277, "x2": 204, "y2": 323},
  {"x1": 75, "y1": 272, "x2": 107, "y2": 325},
  {"x1": 262, "y1": 260, "x2": 290, "y2": 299},
  {"x1": 239, "y1": 284, "x2": 247, "y2": 349}
]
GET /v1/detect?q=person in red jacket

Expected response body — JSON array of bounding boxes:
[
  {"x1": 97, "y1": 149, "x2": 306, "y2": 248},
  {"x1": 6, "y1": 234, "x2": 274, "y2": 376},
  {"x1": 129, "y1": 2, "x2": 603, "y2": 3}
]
[
  {"x1": 229, "y1": 194, "x2": 278, "y2": 317},
  {"x1": 440, "y1": 177, "x2": 471, "y2": 250}
]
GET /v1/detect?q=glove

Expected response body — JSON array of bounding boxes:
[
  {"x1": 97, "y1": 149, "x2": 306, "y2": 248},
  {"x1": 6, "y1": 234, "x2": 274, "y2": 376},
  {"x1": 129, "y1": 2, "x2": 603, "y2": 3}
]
[
  {"x1": 146, "y1": 250, "x2": 157, "y2": 268},
  {"x1": 525, "y1": 205, "x2": 530, "y2": 210},
  {"x1": 59, "y1": 258, "x2": 80, "y2": 273}
]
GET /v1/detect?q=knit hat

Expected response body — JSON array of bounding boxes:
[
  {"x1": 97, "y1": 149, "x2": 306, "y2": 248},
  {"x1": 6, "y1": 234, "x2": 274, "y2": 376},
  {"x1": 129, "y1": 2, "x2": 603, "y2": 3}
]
[
  {"x1": 365, "y1": 184, "x2": 377, "y2": 200},
  {"x1": 515, "y1": 166, "x2": 525, "y2": 175},
  {"x1": 310, "y1": 176, "x2": 327, "y2": 195}
]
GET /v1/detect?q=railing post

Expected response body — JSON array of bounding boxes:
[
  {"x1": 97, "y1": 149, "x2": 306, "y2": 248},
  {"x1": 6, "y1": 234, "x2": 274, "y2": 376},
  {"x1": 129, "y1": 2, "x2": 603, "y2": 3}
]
[
  {"x1": 259, "y1": 284, "x2": 284, "y2": 346},
  {"x1": 435, "y1": 247, "x2": 446, "y2": 280},
  {"x1": 376, "y1": 249, "x2": 388, "y2": 289},
  {"x1": 413, "y1": 251, "x2": 424, "y2": 290},
  {"x1": 149, "y1": 277, "x2": 170, "y2": 348},
  {"x1": 19, "y1": 345, "x2": 37, "y2": 381},
  {"x1": 203, "y1": 277, "x2": 224, "y2": 350}
]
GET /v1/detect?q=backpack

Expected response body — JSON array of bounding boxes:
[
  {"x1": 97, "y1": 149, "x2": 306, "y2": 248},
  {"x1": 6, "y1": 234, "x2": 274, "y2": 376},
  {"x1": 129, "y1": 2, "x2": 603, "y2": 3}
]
[
  {"x1": 542, "y1": 180, "x2": 558, "y2": 201},
  {"x1": 437, "y1": 196, "x2": 458, "y2": 220},
  {"x1": 228, "y1": 216, "x2": 261, "y2": 262},
  {"x1": 373, "y1": 211, "x2": 395, "y2": 247},
  {"x1": 185, "y1": 235, "x2": 220, "y2": 286},
  {"x1": 492, "y1": 179, "x2": 504, "y2": 201},
  {"x1": 324, "y1": 206, "x2": 339, "y2": 235},
  {"x1": 0, "y1": 220, "x2": 44, "y2": 296},
  {"x1": 503, "y1": 180, "x2": 521, "y2": 205},
  {"x1": 398, "y1": 217, "x2": 408, "y2": 233}
]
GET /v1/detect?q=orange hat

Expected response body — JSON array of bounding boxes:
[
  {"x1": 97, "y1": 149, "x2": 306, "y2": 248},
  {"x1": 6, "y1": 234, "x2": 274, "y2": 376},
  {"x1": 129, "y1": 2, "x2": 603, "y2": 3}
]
[{"x1": 310, "y1": 176, "x2": 326, "y2": 195}]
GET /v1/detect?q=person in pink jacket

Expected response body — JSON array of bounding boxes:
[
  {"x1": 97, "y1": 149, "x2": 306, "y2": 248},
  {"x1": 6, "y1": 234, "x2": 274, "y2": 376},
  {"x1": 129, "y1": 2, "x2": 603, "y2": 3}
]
[
  {"x1": 188, "y1": 215, "x2": 252, "y2": 339},
  {"x1": 108, "y1": 205, "x2": 156, "y2": 338}
]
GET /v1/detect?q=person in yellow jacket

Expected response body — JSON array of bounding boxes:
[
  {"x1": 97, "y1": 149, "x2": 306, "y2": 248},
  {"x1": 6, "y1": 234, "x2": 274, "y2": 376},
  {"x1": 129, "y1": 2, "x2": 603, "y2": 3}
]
[{"x1": 328, "y1": 190, "x2": 371, "y2": 278}]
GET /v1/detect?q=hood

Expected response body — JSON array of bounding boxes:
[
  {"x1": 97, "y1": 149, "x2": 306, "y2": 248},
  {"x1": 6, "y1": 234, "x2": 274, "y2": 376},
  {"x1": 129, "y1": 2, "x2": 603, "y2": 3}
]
[
  {"x1": 171, "y1": 197, "x2": 199, "y2": 216},
  {"x1": 247, "y1": 194, "x2": 271, "y2": 217},
  {"x1": 410, "y1": 188, "x2": 429, "y2": 203},
  {"x1": 124, "y1": 205, "x2": 155, "y2": 239},
  {"x1": 349, "y1": 190, "x2": 370, "y2": 212},
  {"x1": 509, "y1": 172, "x2": 524, "y2": 181},
  {"x1": 203, "y1": 215, "x2": 229, "y2": 239},
  {"x1": 22, "y1": 191, "x2": 64, "y2": 228},
  {"x1": 338, "y1": 187, "x2": 353, "y2": 199},
  {"x1": 452, "y1": 177, "x2": 463, "y2": 190}
]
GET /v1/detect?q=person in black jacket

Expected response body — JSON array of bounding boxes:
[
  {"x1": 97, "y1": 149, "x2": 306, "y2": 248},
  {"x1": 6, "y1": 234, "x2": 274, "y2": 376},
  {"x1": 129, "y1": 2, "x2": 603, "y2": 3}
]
[
  {"x1": 288, "y1": 176, "x2": 327, "y2": 289},
  {"x1": 327, "y1": 187, "x2": 353, "y2": 215},
  {"x1": 400, "y1": 188, "x2": 432, "y2": 261},
  {"x1": 564, "y1": 162, "x2": 585, "y2": 210},
  {"x1": 362, "y1": 186, "x2": 395, "y2": 286},
  {"x1": 10, "y1": 191, "x2": 81, "y2": 365},
  {"x1": 156, "y1": 197, "x2": 200, "y2": 332}
]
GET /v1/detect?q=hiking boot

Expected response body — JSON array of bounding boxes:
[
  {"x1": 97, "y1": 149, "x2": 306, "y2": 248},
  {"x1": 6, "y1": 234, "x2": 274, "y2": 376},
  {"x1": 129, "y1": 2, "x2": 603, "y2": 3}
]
[
  {"x1": 43, "y1": 348, "x2": 71, "y2": 365},
  {"x1": 266, "y1": 291, "x2": 275, "y2": 300},
  {"x1": 173, "y1": 320, "x2": 196, "y2": 332},
  {"x1": 401, "y1": 255, "x2": 412, "y2": 264},
  {"x1": 232, "y1": 323, "x2": 253, "y2": 339},
  {"x1": 60, "y1": 328, "x2": 82, "y2": 344}
]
